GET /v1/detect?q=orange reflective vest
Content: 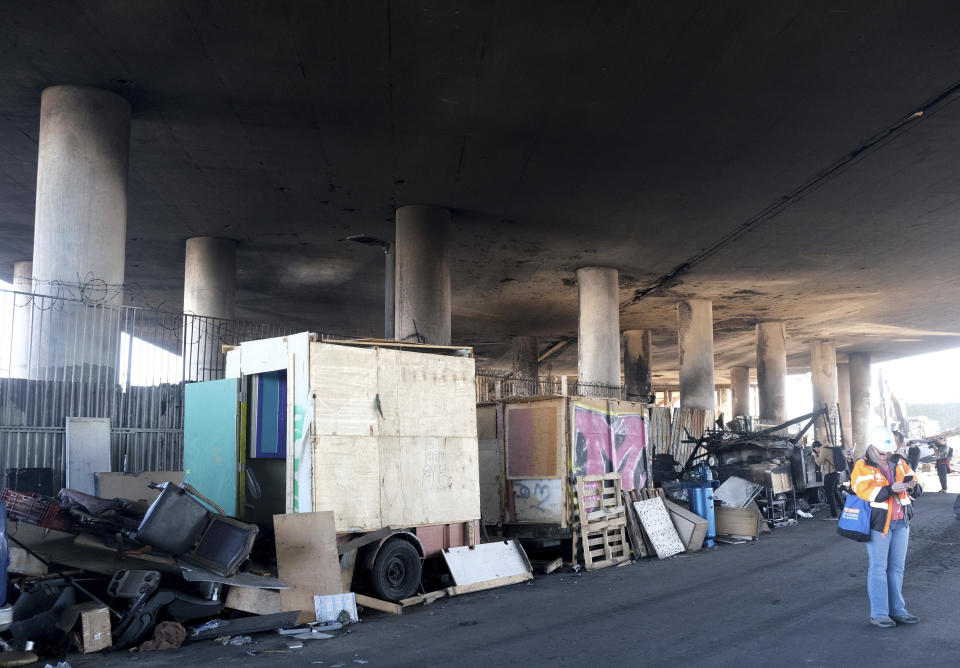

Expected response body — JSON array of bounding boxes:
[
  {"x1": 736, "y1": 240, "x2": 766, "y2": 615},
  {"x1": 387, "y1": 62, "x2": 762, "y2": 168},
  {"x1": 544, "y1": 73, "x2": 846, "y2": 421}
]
[{"x1": 851, "y1": 456, "x2": 915, "y2": 535}]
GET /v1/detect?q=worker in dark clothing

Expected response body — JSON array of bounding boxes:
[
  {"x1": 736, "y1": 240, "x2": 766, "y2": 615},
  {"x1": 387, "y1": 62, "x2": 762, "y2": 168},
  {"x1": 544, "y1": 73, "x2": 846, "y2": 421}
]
[
  {"x1": 933, "y1": 437, "x2": 951, "y2": 493},
  {"x1": 906, "y1": 442, "x2": 921, "y2": 473},
  {"x1": 812, "y1": 441, "x2": 839, "y2": 518}
]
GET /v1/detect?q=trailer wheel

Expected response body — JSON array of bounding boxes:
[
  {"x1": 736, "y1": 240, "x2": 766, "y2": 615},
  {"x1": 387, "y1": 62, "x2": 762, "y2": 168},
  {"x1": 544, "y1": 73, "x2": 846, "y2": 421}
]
[
  {"x1": 807, "y1": 487, "x2": 827, "y2": 505},
  {"x1": 369, "y1": 538, "x2": 421, "y2": 601}
]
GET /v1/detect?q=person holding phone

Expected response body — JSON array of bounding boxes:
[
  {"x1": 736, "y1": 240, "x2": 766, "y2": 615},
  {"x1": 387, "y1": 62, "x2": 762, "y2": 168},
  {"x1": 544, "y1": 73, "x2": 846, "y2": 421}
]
[{"x1": 851, "y1": 425, "x2": 923, "y2": 628}]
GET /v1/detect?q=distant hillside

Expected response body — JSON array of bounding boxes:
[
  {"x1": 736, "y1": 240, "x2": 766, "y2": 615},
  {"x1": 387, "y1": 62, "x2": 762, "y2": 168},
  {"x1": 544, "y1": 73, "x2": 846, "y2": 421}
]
[{"x1": 905, "y1": 403, "x2": 960, "y2": 432}]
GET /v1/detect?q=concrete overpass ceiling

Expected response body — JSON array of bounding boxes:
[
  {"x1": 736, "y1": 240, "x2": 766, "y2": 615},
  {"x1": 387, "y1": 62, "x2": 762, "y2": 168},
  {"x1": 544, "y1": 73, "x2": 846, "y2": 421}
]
[{"x1": 2, "y1": 2, "x2": 960, "y2": 376}]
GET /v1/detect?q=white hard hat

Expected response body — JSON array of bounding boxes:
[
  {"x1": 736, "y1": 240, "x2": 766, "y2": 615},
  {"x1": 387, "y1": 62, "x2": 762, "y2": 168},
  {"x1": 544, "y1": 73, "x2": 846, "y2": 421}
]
[{"x1": 869, "y1": 425, "x2": 897, "y2": 453}]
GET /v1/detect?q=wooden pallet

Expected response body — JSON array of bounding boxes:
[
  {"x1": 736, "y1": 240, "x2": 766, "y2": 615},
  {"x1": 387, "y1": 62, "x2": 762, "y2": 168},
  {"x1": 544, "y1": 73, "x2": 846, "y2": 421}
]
[{"x1": 575, "y1": 474, "x2": 630, "y2": 570}]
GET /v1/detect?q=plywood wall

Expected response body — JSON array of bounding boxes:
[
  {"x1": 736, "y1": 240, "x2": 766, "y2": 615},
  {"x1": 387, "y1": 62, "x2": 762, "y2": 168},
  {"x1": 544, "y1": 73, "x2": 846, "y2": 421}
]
[
  {"x1": 310, "y1": 343, "x2": 480, "y2": 532},
  {"x1": 477, "y1": 404, "x2": 505, "y2": 525}
]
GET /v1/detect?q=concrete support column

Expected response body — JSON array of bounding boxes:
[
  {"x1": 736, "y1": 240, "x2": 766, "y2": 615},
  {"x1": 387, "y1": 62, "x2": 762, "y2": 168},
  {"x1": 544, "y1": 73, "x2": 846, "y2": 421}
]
[
  {"x1": 810, "y1": 340, "x2": 839, "y2": 444},
  {"x1": 384, "y1": 244, "x2": 395, "y2": 339},
  {"x1": 510, "y1": 336, "x2": 539, "y2": 396},
  {"x1": 756, "y1": 322, "x2": 787, "y2": 424},
  {"x1": 183, "y1": 237, "x2": 237, "y2": 381},
  {"x1": 394, "y1": 205, "x2": 451, "y2": 345},
  {"x1": 622, "y1": 329, "x2": 653, "y2": 403},
  {"x1": 849, "y1": 353, "x2": 872, "y2": 457},
  {"x1": 837, "y1": 362, "x2": 853, "y2": 449},
  {"x1": 30, "y1": 85, "x2": 131, "y2": 381},
  {"x1": 10, "y1": 261, "x2": 33, "y2": 378},
  {"x1": 718, "y1": 387, "x2": 732, "y2": 419},
  {"x1": 677, "y1": 299, "x2": 715, "y2": 410},
  {"x1": 576, "y1": 267, "x2": 620, "y2": 387},
  {"x1": 730, "y1": 366, "x2": 751, "y2": 418}
]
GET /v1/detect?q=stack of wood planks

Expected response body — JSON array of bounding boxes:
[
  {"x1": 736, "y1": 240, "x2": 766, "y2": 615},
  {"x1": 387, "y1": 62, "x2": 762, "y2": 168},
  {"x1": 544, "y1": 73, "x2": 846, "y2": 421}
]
[
  {"x1": 574, "y1": 474, "x2": 630, "y2": 570},
  {"x1": 669, "y1": 408, "x2": 715, "y2": 466},
  {"x1": 649, "y1": 407, "x2": 672, "y2": 457}
]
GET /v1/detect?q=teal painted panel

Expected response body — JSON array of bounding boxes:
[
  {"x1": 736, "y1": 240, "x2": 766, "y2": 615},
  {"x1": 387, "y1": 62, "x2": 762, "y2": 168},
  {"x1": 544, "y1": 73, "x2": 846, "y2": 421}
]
[{"x1": 184, "y1": 378, "x2": 240, "y2": 517}]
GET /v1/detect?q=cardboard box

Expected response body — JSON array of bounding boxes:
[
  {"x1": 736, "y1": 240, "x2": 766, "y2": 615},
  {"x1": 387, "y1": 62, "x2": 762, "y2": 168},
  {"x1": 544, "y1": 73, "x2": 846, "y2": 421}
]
[
  {"x1": 714, "y1": 506, "x2": 761, "y2": 540},
  {"x1": 663, "y1": 499, "x2": 709, "y2": 552},
  {"x1": 79, "y1": 606, "x2": 112, "y2": 653}
]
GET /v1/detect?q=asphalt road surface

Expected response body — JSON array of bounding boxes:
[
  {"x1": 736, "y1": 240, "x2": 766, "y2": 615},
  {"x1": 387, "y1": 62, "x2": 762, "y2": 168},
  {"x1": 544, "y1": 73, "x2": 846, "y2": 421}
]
[{"x1": 70, "y1": 490, "x2": 960, "y2": 668}]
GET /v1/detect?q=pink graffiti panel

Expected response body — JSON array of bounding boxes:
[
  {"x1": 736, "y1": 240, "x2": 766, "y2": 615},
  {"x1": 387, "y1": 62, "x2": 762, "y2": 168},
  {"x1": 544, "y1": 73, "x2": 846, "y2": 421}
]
[{"x1": 571, "y1": 403, "x2": 648, "y2": 491}]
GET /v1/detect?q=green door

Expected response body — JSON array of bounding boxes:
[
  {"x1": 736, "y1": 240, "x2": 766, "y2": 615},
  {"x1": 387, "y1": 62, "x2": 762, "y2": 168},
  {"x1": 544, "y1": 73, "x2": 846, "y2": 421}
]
[{"x1": 184, "y1": 378, "x2": 242, "y2": 517}]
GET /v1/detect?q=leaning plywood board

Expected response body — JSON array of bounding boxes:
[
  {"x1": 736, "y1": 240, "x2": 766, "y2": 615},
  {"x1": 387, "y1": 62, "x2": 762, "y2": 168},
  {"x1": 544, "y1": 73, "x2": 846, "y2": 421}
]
[
  {"x1": 311, "y1": 436, "x2": 380, "y2": 531},
  {"x1": 505, "y1": 398, "x2": 565, "y2": 478},
  {"x1": 66, "y1": 418, "x2": 111, "y2": 496},
  {"x1": 274, "y1": 511, "x2": 343, "y2": 624},
  {"x1": 310, "y1": 343, "x2": 380, "y2": 437},
  {"x1": 442, "y1": 540, "x2": 532, "y2": 586},
  {"x1": 663, "y1": 499, "x2": 709, "y2": 552},
  {"x1": 225, "y1": 587, "x2": 283, "y2": 615},
  {"x1": 95, "y1": 471, "x2": 183, "y2": 502},
  {"x1": 477, "y1": 404, "x2": 505, "y2": 525},
  {"x1": 633, "y1": 497, "x2": 685, "y2": 559},
  {"x1": 380, "y1": 436, "x2": 481, "y2": 526}
]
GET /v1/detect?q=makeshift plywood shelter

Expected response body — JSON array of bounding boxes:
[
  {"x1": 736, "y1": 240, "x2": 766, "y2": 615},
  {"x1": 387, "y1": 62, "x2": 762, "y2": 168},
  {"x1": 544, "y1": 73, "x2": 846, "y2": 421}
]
[
  {"x1": 185, "y1": 333, "x2": 482, "y2": 602},
  {"x1": 478, "y1": 395, "x2": 650, "y2": 557}
]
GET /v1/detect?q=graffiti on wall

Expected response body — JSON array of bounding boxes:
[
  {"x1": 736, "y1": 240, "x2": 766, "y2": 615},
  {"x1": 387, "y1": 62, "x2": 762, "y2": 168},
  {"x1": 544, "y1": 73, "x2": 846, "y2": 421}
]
[{"x1": 571, "y1": 401, "x2": 649, "y2": 491}]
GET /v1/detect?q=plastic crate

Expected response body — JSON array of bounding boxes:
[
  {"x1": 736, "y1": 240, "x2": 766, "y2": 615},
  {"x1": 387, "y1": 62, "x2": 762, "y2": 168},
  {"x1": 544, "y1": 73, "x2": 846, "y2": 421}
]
[{"x1": 1, "y1": 488, "x2": 71, "y2": 531}]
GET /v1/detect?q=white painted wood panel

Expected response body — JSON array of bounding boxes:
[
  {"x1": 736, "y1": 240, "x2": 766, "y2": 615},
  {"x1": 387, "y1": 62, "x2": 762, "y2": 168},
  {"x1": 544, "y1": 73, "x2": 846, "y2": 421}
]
[
  {"x1": 442, "y1": 540, "x2": 531, "y2": 586},
  {"x1": 633, "y1": 497, "x2": 685, "y2": 559},
  {"x1": 66, "y1": 417, "x2": 111, "y2": 495}
]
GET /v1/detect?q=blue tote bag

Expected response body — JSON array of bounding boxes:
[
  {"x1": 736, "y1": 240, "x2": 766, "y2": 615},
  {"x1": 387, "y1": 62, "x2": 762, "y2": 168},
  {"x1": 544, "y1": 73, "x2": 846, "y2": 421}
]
[{"x1": 837, "y1": 493, "x2": 872, "y2": 542}]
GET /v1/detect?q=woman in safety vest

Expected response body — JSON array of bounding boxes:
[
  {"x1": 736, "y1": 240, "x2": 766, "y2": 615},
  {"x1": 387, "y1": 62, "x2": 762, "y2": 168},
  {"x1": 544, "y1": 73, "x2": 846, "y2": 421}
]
[{"x1": 851, "y1": 425, "x2": 922, "y2": 628}]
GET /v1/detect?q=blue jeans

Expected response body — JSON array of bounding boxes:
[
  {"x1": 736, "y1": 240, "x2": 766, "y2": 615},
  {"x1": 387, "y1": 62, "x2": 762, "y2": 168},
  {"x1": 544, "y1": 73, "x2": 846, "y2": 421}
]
[{"x1": 866, "y1": 519, "x2": 909, "y2": 618}]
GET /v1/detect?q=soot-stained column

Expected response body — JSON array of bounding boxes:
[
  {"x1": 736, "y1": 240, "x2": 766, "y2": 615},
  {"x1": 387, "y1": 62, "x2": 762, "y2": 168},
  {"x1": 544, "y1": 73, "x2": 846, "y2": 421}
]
[
  {"x1": 31, "y1": 85, "x2": 131, "y2": 380},
  {"x1": 730, "y1": 366, "x2": 751, "y2": 418},
  {"x1": 577, "y1": 267, "x2": 620, "y2": 387},
  {"x1": 849, "y1": 353, "x2": 872, "y2": 457},
  {"x1": 810, "y1": 340, "x2": 839, "y2": 444},
  {"x1": 756, "y1": 322, "x2": 787, "y2": 424},
  {"x1": 394, "y1": 205, "x2": 451, "y2": 345},
  {"x1": 677, "y1": 299, "x2": 715, "y2": 410},
  {"x1": 622, "y1": 329, "x2": 653, "y2": 403},
  {"x1": 510, "y1": 336, "x2": 539, "y2": 395},
  {"x1": 183, "y1": 237, "x2": 237, "y2": 381}
]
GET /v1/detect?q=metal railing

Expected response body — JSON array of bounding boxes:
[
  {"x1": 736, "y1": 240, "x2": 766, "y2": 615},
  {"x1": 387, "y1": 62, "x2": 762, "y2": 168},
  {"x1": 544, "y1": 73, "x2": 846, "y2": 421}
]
[
  {"x1": 0, "y1": 286, "x2": 295, "y2": 489},
  {"x1": 475, "y1": 368, "x2": 623, "y2": 402}
]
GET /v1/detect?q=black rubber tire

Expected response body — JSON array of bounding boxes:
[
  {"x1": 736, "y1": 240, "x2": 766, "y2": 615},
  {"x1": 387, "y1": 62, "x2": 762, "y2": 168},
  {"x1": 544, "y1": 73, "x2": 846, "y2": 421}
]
[
  {"x1": 808, "y1": 487, "x2": 827, "y2": 505},
  {"x1": 369, "y1": 538, "x2": 422, "y2": 602}
]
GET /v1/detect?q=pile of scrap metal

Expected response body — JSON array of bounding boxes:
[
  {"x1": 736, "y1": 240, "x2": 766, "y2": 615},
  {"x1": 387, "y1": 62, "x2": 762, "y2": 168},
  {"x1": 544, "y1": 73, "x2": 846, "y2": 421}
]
[
  {"x1": 0, "y1": 481, "x2": 294, "y2": 662},
  {"x1": 655, "y1": 408, "x2": 839, "y2": 525}
]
